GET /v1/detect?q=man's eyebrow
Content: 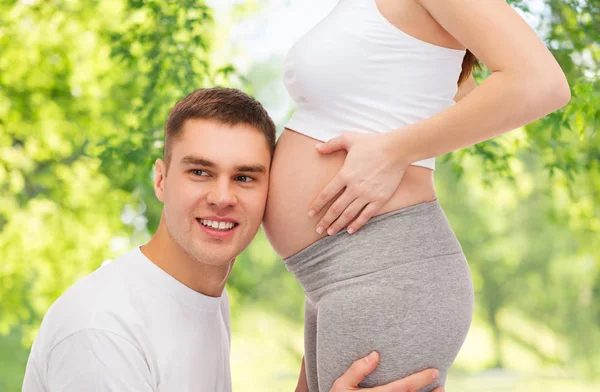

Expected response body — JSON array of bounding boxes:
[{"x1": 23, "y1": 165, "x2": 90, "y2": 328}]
[
  {"x1": 180, "y1": 156, "x2": 214, "y2": 166},
  {"x1": 235, "y1": 164, "x2": 267, "y2": 174},
  {"x1": 180, "y1": 156, "x2": 266, "y2": 174}
]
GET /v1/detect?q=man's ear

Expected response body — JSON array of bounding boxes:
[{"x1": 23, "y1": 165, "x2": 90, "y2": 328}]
[{"x1": 154, "y1": 159, "x2": 167, "y2": 202}]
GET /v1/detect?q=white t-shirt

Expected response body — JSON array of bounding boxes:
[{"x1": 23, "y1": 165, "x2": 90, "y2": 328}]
[{"x1": 22, "y1": 247, "x2": 231, "y2": 392}]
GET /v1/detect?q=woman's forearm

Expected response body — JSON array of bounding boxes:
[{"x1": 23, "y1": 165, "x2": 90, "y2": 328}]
[{"x1": 387, "y1": 70, "x2": 571, "y2": 165}]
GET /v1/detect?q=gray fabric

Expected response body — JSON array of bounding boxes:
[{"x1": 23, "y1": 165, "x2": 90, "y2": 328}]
[{"x1": 284, "y1": 199, "x2": 474, "y2": 392}]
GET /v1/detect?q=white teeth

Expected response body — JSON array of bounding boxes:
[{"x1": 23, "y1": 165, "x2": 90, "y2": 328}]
[{"x1": 199, "y1": 219, "x2": 235, "y2": 231}]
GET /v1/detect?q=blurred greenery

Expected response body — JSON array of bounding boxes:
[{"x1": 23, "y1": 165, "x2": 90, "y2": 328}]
[{"x1": 0, "y1": 0, "x2": 598, "y2": 391}]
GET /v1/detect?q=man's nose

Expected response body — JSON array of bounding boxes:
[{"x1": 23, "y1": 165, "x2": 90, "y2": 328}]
[{"x1": 206, "y1": 180, "x2": 237, "y2": 209}]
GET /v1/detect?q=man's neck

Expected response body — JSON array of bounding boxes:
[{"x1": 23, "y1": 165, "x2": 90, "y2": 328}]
[{"x1": 140, "y1": 223, "x2": 233, "y2": 298}]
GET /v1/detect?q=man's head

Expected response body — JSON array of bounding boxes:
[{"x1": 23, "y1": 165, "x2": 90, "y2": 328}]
[
  {"x1": 154, "y1": 88, "x2": 276, "y2": 267},
  {"x1": 163, "y1": 88, "x2": 276, "y2": 167}
]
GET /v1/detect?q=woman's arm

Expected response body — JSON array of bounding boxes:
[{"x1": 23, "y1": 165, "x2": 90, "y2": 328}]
[
  {"x1": 389, "y1": 0, "x2": 570, "y2": 165},
  {"x1": 308, "y1": 0, "x2": 569, "y2": 235}
]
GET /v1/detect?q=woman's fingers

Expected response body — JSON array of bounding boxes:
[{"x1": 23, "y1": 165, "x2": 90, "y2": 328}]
[
  {"x1": 346, "y1": 202, "x2": 381, "y2": 234},
  {"x1": 312, "y1": 194, "x2": 383, "y2": 236},
  {"x1": 309, "y1": 132, "x2": 409, "y2": 232},
  {"x1": 324, "y1": 198, "x2": 367, "y2": 236},
  {"x1": 316, "y1": 194, "x2": 362, "y2": 235},
  {"x1": 315, "y1": 134, "x2": 349, "y2": 155},
  {"x1": 308, "y1": 173, "x2": 347, "y2": 219}
]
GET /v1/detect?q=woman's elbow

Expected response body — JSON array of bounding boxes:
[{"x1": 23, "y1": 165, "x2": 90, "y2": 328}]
[
  {"x1": 549, "y1": 73, "x2": 571, "y2": 109},
  {"x1": 521, "y1": 71, "x2": 571, "y2": 116}
]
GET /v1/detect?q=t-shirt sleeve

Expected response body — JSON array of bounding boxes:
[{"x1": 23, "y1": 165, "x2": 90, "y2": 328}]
[{"x1": 45, "y1": 329, "x2": 153, "y2": 392}]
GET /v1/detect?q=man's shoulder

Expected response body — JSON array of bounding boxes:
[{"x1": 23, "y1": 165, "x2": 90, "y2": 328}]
[{"x1": 35, "y1": 249, "x2": 144, "y2": 355}]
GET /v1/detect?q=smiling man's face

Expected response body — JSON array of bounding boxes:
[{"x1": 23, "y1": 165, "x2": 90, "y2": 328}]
[{"x1": 154, "y1": 118, "x2": 271, "y2": 266}]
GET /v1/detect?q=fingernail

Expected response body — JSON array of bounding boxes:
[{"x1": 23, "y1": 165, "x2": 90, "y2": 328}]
[
  {"x1": 365, "y1": 351, "x2": 377, "y2": 363},
  {"x1": 432, "y1": 369, "x2": 439, "y2": 381},
  {"x1": 327, "y1": 228, "x2": 335, "y2": 236},
  {"x1": 347, "y1": 227, "x2": 354, "y2": 234},
  {"x1": 316, "y1": 226, "x2": 324, "y2": 234},
  {"x1": 316, "y1": 143, "x2": 324, "y2": 149},
  {"x1": 308, "y1": 210, "x2": 315, "y2": 217}
]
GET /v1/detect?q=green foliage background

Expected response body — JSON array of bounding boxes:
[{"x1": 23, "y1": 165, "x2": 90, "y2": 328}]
[{"x1": 0, "y1": 0, "x2": 598, "y2": 391}]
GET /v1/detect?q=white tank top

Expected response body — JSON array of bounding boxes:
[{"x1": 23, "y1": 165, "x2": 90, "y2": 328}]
[{"x1": 283, "y1": 0, "x2": 466, "y2": 170}]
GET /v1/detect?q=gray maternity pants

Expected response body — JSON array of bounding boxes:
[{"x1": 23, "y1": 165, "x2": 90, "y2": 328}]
[{"x1": 283, "y1": 199, "x2": 474, "y2": 392}]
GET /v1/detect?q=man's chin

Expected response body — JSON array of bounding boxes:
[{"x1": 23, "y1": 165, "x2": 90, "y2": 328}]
[{"x1": 189, "y1": 245, "x2": 241, "y2": 267}]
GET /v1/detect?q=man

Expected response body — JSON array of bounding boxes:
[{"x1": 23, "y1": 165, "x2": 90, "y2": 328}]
[{"x1": 23, "y1": 88, "x2": 443, "y2": 391}]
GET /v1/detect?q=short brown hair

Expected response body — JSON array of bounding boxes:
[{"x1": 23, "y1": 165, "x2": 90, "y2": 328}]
[{"x1": 164, "y1": 88, "x2": 276, "y2": 165}]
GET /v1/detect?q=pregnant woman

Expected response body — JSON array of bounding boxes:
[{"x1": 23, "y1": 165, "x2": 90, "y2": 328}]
[{"x1": 262, "y1": 0, "x2": 570, "y2": 391}]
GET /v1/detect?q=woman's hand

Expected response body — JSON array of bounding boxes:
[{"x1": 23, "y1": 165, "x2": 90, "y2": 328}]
[{"x1": 308, "y1": 132, "x2": 409, "y2": 236}]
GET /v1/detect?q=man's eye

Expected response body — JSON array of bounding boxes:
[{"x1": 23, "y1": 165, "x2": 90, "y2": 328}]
[
  {"x1": 236, "y1": 175, "x2": 253, "y2": 183},
  {"x1": 191, "y1": 170, "x2": 209, "y2": 177}
]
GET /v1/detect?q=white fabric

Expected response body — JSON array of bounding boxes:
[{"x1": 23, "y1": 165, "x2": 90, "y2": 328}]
[
  {"x1": 283, "y1": 0, "x2": 466, "y2": 170},
  {"x1": 23, "y1": 247, "x2": 231, "y2": 392}
]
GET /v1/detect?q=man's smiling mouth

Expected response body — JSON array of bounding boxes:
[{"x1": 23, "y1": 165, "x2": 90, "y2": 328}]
[{"x1": 197, "y1": 218, "x2": 239, "y2": 231}]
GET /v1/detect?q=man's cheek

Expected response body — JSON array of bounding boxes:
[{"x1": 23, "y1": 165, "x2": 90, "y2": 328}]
[{"x1": 252, "y1": 201, "x2": 268, "y2": 223}]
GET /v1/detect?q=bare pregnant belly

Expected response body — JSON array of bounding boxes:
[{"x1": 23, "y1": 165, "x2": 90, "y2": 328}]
[{"x1": 262, "y1": 129, "x2": 438, "y2": 259}]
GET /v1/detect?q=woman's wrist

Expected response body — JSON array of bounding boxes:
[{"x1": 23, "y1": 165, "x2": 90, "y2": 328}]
[{"x1": 383, "y1": 127, "x2": 417, "y2": 167}]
